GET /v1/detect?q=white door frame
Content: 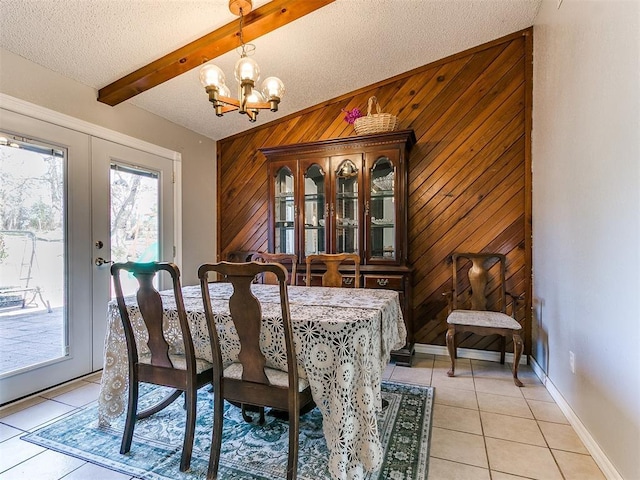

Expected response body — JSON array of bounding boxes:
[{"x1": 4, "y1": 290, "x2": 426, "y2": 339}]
[{"x1": 0, "y1": 94, "x2": 182, "y2": 402}]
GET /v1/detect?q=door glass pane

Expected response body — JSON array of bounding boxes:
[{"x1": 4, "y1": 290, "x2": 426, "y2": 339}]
[
  {"x1": 335, "y1": 159, "x2": 358, "y2": 254},
  {"x1": 273, "y1": 167, "x2": 295, "y2": 254},
  {"x1": 110, "y1": 164, "x2": 160, "y2": 296},
  {"x1": 304, "y1": 164, "x2": 326, "y2": 256},
  {"x1": 370, "y1": 156, "x2": 396, "y2": 260},
  {"x1": 0, "y1": 135, "x2": 66, "y2": 376}
]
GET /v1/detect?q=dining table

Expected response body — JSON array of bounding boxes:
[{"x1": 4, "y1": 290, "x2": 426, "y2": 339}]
[{"x1": 97, "y1": 282, "x2": 407, "y2": 480}]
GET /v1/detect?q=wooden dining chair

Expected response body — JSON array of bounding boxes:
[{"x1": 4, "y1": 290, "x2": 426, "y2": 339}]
[
  {"x1": 250, "y1": 252, "x2": 298, "y2": 285},
  {"x1": 444, "y1": 253, "x2": 524, "y2": 386},
  {"x1": 198, "y1": 261, "x2": 315, "y2": 480},
  {"x1": 305, "y1": 253, "x2": 360, "y2": 287},
  {"x1": 225, "y1": 250, "x2": 260, "y2": 263},
  {"x1": 111, "y1": 261, "x2": 213, "y2": 472}
]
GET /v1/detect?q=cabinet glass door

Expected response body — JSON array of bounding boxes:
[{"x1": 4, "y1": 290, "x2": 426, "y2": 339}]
[
  {"x1": 273, "y1": 166, "x2": 295, "y2": 254},
  {"x1": 335, "y1": 159, "x2": 359, "y2": 254},
  {"x1": 369, "y1": 156, "x2": 396, "y2": 260},
  {"x1": 303, "y1": 164, "x2": 326, "y2": 256}
]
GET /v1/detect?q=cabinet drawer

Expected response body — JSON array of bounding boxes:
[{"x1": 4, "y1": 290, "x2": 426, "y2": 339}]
[
  {"x1": 297, "y1": 273, "x2": 322, "y2": 286},
  {"x1": 297, "y1": 273, "x2": 359, "y2": 288},
  {"x1": 363, "y1": 274, "x2": 404, "y2": 291}
]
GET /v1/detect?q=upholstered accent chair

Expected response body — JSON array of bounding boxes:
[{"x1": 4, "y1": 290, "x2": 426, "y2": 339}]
[{"x1": 444, "y1": 253, "x2": 524, "y2": 387}]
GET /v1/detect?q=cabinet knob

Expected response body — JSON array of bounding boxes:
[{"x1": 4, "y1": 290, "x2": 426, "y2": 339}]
[
  {"x1": 377, "y1": 278, "x2": 389, "y2": 286},
  {"x1": 343, "y1": 277, "x2": 353, "y2": 285}
]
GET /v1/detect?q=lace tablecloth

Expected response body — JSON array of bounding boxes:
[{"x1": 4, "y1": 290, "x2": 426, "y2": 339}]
[{"x1": 98, "y1": 283, "x2": 406, "y2": 480}]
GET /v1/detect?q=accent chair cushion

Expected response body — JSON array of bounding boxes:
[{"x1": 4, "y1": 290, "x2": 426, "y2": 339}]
[{"x1": 447, "y1": 309, "x2": 521, "y2": 330}]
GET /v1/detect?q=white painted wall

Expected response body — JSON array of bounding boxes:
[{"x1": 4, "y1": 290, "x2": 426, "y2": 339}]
[
  {"x1": 0, "y1": 48, "x2": 217, "y2": 285},
  {"x1": 532, "y1": 1, "x2": 640, "y2": 478}
]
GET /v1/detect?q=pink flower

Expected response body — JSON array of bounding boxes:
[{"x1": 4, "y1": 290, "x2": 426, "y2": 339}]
[{"x1": 341, "y1": 107, "x2": 362, "y2": 125}]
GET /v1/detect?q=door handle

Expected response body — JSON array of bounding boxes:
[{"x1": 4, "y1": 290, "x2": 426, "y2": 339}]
[{"x1": 95, "y1": 257, "x2": 114, "y2": 267}]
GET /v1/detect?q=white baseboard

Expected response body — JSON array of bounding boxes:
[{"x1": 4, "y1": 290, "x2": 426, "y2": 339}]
[
  {"x1": 414, "y1": 343, "x2": 529, "y2": 365},
  {"x1": 528, "y1": 357, "x2": 622, "y2": 480}
]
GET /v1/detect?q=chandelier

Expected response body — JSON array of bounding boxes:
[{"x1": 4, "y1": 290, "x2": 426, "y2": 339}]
[{"x1": 199, "y1": 0, "x2": 285, "y2": 122}]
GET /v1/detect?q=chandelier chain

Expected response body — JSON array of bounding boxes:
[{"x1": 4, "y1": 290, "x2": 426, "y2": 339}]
[{"x1": 238, "y1": 8, "x2": 247, "y2": 56}]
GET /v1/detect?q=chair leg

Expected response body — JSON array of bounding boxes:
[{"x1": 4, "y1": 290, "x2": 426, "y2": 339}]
[
  {"x1": 287, "y1": 410, "x2": 300, "y2": 480},
  {"x1": 500, "y1": 335, "x2": 506, "y2": 364},
  {"x1": 512, "y1": 333, "x2": 524, "y2": 387},
  {"x1": 241, "y1": 404, "x2": 253, "y2": 422},
  {"x1": 446, "y1": 326, "x2": 456, "y2": 377},
  {"x1": 180, "y1": 389, "x2": 196, "y2": 472},
  {"x1": 207, "y1": 388, "x2": 224, "y2": 480},
  {"x1": 120, "y1": 380, "x2": 139, "y2": 455}
]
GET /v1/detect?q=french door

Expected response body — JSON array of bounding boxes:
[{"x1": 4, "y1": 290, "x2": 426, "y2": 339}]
[
  {"x1": 0, "y1": 108, "x2": 175, "y2": 404},
  {"x1": 91, "y1": 137, "x2": 175, "y2": 367}
]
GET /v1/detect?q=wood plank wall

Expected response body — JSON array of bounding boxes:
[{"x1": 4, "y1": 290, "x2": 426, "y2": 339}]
[{"x1": 217, "y1": 28, "x2": 533, "y2": 354}]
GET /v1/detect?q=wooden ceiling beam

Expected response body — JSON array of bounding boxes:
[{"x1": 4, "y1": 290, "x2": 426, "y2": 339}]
[{"x1": 97, "y1": 0, "x2": 335, "y2": 106}]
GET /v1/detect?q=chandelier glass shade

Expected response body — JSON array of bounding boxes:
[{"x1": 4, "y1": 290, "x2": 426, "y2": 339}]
[{"x1": 199, "y1": 0, "x2": 285, "y2": 122}]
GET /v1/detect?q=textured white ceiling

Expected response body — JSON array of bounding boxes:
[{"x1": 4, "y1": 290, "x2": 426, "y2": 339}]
[{"x1": 0, "y1": 0, "x2": 541, "y2": 141}]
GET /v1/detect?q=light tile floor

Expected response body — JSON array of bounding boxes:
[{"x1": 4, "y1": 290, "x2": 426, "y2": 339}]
[{"x1": 0, "y1": 354, "x2": 607, "y2": 479}]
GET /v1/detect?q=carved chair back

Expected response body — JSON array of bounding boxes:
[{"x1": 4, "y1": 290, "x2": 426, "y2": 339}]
[
  {"x1": 305, "y1": 253, "x2": 360, "y2": 287},
  {"x1": 451, "y1": 252, "x2": 508, "y2": 314},
  {"x1": 251, "y1": 252, "x2": 298, "y2": 285},
  {"x1": 225, "y1": 250, "x2": 261, "y2": 263},
  {"x1": 198, "y1": 261, "x2": 300, "y2": 394},
  {"x1": 112, "y1": 261, "x2": 196, "y2": 375}
]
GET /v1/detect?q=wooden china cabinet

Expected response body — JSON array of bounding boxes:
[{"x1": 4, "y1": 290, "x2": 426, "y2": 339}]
[{"x1": 260, "y1": 130, "x2": 416, "y2": 365}]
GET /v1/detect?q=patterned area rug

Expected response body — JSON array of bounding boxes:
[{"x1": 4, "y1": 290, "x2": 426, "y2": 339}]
[{"x1": 22, "y1": 381, "x2": 434, "y2": 480}]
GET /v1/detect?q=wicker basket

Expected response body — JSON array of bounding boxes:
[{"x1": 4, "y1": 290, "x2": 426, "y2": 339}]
[{"x1": 353, "y1": 96, "x2": 398, "y2": 135}]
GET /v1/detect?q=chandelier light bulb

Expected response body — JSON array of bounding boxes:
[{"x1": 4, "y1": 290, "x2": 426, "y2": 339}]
[
  {"x1": 199, "y1": 64, "x2": 226, "y2": 89},
  {"x1": 218, "y1": 83, "x2": 231, "y2": 98},
  {"x1": 235, "y1": 56, "x2": 260, "y2": 84},
  {"x1": 246, "y1": 88, "x2": 265, "y2": 103},
  {"x1": 261, "y1": 77, "x2": 285, "y2": 101}
]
